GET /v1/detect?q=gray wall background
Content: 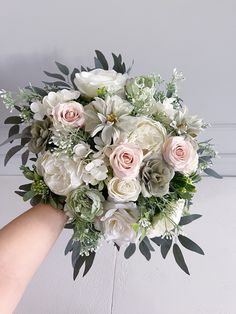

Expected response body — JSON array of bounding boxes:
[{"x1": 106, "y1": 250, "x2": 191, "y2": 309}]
[{"x1": 0, "y1": 0, "x2": 236, "y2": 313}]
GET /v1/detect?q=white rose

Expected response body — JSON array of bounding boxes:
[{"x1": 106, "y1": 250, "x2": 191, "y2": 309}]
[
  {"x1": 37, "y1": 151, "x2": 83, "y2": 196},
  {"x1": 108, "y1": 177, "x2": 141, "y2": 202},
  {"x1": 127, "y1": 118, "x2": 167, "y2": 156},
  {"x1": 147, "y1": 199, "x2": 185, "y2": 238},
  {"x1": 74, "y1": 69, "x2": 128, "y2": 98},
  {"x1": 95, "y1": 202, "x2": 139, "y2": 247}
]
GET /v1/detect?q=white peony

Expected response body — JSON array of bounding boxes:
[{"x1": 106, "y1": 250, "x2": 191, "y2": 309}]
[
  {"x1": 82, "y1": 159, "x2": 108, "y2": 185},
  {"x1": 107, "y1": 177, "x2": 141, "y2": 202},
  {"x1": 147, "y1": 199, "x2": 185, "y2": 238},
  {"x1": 36, "y1": 151, "x2": 83, "y2": 196},
  {"x1": 74, "y1": 69, "x2": 128, "y2": 98},
  {"x1": 95, "y1": 201, "x2": 139, "y2": 247},
  {"x1": 127, "y1": 117, "x2": 167, "y2": 156}
]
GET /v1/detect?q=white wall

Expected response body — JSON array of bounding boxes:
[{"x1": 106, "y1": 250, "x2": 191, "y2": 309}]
[{"x1": 0, "y1": 0, "x2": 236, "y2": 313}]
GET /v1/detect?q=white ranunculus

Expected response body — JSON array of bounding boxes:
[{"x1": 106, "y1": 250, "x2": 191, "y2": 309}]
[
  {"x1": 95, "y1": 201, "x2": 139, "y2": 247},
  {"x1": 37, "y1": 151, "x2": 83, "y2": 196},
  {"x1": 147, "y1": 199, "x2": 185, "y2": 238},
  {"x1": 151, "y1": 97, "x2": 177, "y2": 120},
  {"x1": 30, "y1": 100, "x2": 48, "y2": 120},
  {"x1": 107, "y1": 177, "x2": 141, "y2": 202},
  {"x1": 42, "y1": 89, "x2": 80, "y2": 116},
  {"x1": 74, "y1": 69, "x2": 128, "y2": 98},
  {"x1": 127, "y1": 118, "x2": 167, "y2": 156}
]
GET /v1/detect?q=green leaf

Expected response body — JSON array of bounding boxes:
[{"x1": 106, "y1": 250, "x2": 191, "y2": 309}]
[
  {"x1": 49, "y1": 195, "x2": 57, "y2": 208},
  {"x1": 114, "y1": 243, "x2": 120, "y2": 251},
  {"x1": 173, "y1": 243, "x2": 190, "y2": 275},
  {"x1": 27, "y1": 86, "x2": 48, "y2": 97},
  {"x1": 55, "y1": 62, "x2": 70, "y2": 76},
  {"x1": 4, "y1": 145, "x2": 23, "y2": 166},
  {"x1": 179, "y1": 214, "x2": 202, "y2": 226},
  {"x1": 95, "y1": 50, "x2": 109, "y2": 70},
  {"x1": 204, "y1": 168, "x2": 223, "y2": 179},
  {"x1": 4, "y1": 116, "x2": 22, "y2": 124},
  {"x1": 64, "y1": 222, "x2": 74, "y2": 229},
  {"x1": 21, "y1": 150, "x2": 29, "y2": 165},
  {"x1": 160, "y1": 238, "x2": 172, "y2": 259},
  {"x1": 23, "y1": 190, "x2": 36, "y2": 202},
  {"x1": 8, "y1": 125, "x2": 20, "y2": 142},
  {"x1": 73, "y1": 255, "x2": 86, "y2": 280},
  {"x1": 139, "y1": 240, "x2": 151, "y2": 261},
  {"x1": 30, "y1": 195, "x2": 42, "y2": 206},
  {"x1": 83, "y1": 252, "x2": 96, "y2": 277},
  {"x1": 19, "y1": 183, "x2": 32, "y2": 191},
  {"x1": 44, "y1": 71, "x2": 66, "y2": 81},
  {"x1": 178, "y1": 235, "x2": 204, "y2": 255},
  {"x1": 124, "y1": 243, "x2": 136, "y2": 259}
]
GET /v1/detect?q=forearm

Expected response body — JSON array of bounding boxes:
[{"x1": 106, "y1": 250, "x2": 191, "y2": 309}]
[{"x1": 0, "y1": 204, "x2": 67, "y2": 314}]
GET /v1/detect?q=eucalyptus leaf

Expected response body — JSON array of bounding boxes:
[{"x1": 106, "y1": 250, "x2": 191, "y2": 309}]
[
  {"x1": 65, "y1": 237, "x2": 74, "y2": 255},
  {"x1": 8, "y1": 125, "x2": 20, "y2": 142},
  {"x1": 204, "y1": 168, "x2": 223, "y2": 179},
  {"x1": 71, "y1": 68, "x2": 80, "y2": 89},
  {"x1": 83, "y1": 252, "x2": 96, "y2": 277},
  {"x1": 23, "y1": 190, "x2": 36, "y2": 202},
  {"x1": 151, "y1": 237, "x2": 165, "y2": 247},
  {"x1": 42, "y1": 81, "x2": 71, "y2": 88},
  {"x1": 19, "y1": 183, "x2": 32, "y2": 191},
  {"x1": 44, "y1": 71, "x2": 66, "y2": 81},
  {"x1": 25, "y1": 86, "x2": 48, "y2": 97},
  {"x1": 160, "y1": 238, "x2": 172, "y2": 259},
  {"x1": 4, "y1": 145, "x2": 23, "y2": 166},
  {"x1": 4, "y1": 116, "x2": 22, "y2": 125},
  {"x1": 21, "y1": 150, "x2": 29, "y2": 165},
  {"x1": 112, "y1": 53, "x2": 126, "y2": 73},
  {"x1": 179, "y1": 214, "x2": 202, "y2": 226},
  {"x1": 143, "y1": 237, "x2": 155, "y2": 252},
  {"x1": 72, "y1": 241, "x2": 81, "y2": 267},
  {"x1": 178, "y1": 235, "x2": 204, "y2": 255},
  {"x1": 55, "y1": 62, "x2": 70, "y2": 76},
  {"x1": 73, "y1": 255, "x2": 86, "y2": 280},
  {"x1": 114, "y1": 243, "x2": 120, "y2": 251},
  {"x1": 173, "y1": 243, "x2": 190, "y2": 275},
  {"x1": 15, "y1": 190, "x2": 25, "y2": 197},
  {"x1": 95, "y1": 50, "x2": 109, "y2": 70},
  {"x1": 30, "y1": 195, "x2": 42, "y2": 206},
  {"x1": 124, "y1": 243, "x2": 136, "y2": 259},
  {"x1": 139, "y1": 240, "x2": 151, "y2": 261}
]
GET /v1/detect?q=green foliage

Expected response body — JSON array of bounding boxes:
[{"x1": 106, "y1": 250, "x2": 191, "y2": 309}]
[{"x1": 170, "y1": 172, "x2": 196, "y2": 200}]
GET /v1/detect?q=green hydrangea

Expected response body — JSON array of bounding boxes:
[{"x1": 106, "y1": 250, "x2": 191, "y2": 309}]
[{"x1": 65, "y1": 186, "x2": 104, "y2": 222}]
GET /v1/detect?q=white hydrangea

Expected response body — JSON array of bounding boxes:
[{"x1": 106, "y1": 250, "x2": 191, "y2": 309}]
[{"x1": 82, "y1": 159, "x2": 108, "y2": 185}]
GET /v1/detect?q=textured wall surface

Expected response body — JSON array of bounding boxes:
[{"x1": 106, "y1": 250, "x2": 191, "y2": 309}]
[{"x1": 0, "y1": 0, "x2": 235, "y2": 313}]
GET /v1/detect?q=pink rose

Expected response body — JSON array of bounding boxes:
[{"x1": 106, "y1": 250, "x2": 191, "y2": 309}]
[
  {"x1": 162, "y1": 136, "x2": 198, "y2": 174},
  {"x1": 109, "y1": 143, "x2": 143, "y2": 179},
  {"x1": 52, "y1": 101, "x2": 85, "y2": 128}
]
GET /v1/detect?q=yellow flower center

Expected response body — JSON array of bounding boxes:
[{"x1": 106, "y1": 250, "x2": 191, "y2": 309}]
[{"x1": 106, "y1": 113, "x2": 117, "y2": 123}]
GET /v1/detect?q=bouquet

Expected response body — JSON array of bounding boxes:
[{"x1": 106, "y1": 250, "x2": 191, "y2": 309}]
[{"x1": 0, "y1": 51, "x2": 221, "y2": 278}]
